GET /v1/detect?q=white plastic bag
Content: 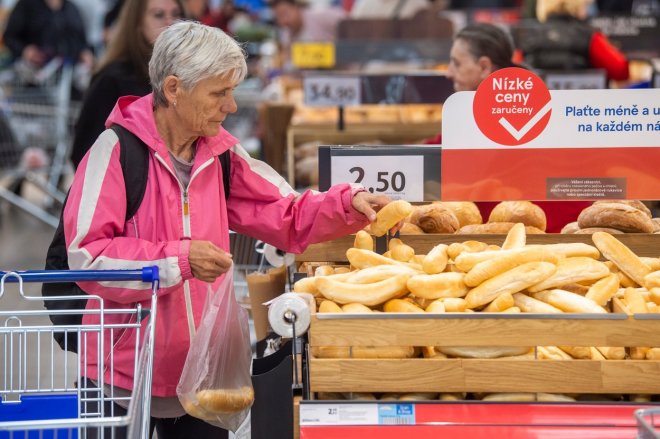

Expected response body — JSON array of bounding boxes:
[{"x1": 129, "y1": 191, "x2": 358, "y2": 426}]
[{"x1": 177, "y1": 268, "x2": 254, "y2": 432}]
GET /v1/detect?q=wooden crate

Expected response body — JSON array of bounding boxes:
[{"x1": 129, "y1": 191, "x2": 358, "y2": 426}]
[
  {"x1": 308, "y1": 314, "x2": 660, "y2": 394},
  {"x1": 296, "y1": 233, "x2": 660, "y2": 262}
]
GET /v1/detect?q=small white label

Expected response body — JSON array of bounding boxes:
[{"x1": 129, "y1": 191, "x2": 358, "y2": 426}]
[
  {"x1": 543, "y1": 72, "x2": 607, "y2": 90},
  {"x1": 300, "y1": 403, "x2": 379, "y2": 426},
  {"x1": 330, "y1": 155, "x2": 424, "y2": 201},
  {"x1": 303, "y1": 76, "x2": 361, "y2": 107}
]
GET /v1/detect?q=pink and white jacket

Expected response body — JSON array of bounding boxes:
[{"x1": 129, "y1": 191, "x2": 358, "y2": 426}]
[{"x1": 64, "y1": 94, "x2": 368, "y2": 396}]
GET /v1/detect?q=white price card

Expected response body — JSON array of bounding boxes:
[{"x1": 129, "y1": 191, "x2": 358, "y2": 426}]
[
  {"x1": 303, "y1": 76, "x2": 361, "y2": 107},
  {"x1": 300, "y1": 403, "x2": 379, "y2": 426},
  {"x1": 330, "y1": 155, "x2": 424, "y2": 201},
  {"x1": 543, "y1": 71, "x2": 606, "y2": 90}
]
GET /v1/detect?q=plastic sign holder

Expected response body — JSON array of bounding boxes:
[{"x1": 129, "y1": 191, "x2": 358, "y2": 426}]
[{"x1": 441, "y1": 67, "x2": 660, "y2": 201}]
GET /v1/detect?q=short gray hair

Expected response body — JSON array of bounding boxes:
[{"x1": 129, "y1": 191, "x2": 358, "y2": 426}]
[{"x1": 149, "y1": 21, "x2": 248, "y2": 107}]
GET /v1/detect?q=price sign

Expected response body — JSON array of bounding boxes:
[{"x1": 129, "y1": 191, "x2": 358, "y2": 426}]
[
  {"x1": 300, "y1": 403, "x2": 379, "y2": 426},
  {"x1": 541, "y1": 70, "x2": 607, "y2": 90},
  {"x1": 330, "y1": 155, "x2": 424, "y2": 201},
  {"x1": 292, "y1": 42, "x2": 336, "y2": 69},
  {"x1": 303, "y1": 75, "x2": 361, "y2": 107}
]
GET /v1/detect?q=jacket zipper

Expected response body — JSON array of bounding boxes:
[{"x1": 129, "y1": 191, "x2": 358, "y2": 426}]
[{"x1": 155, "y1": 154, "x2": 215, "y2": 343}]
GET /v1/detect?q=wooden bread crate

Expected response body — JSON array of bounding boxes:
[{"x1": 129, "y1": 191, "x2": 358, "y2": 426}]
[{"x1": 308, "y1": 314, "x2": 660, "y2": 395}]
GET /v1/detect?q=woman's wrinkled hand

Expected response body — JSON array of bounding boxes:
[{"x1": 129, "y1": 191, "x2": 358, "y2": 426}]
[
  {"x1": 351, "y1": 191, "x2": 404, "y2": 234},
  {"x1": 189, "y1": 240, "x2": 233, "y2": 282}
]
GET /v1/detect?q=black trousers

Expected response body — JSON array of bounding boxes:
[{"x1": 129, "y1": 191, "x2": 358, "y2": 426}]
[{"x1": 81, "y1": 379, "x2": 229, "y2": 439}]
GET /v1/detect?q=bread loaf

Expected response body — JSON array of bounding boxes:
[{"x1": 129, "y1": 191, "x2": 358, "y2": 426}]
[
  {"x1": 316, "y1": 274, "x2": 411, "y2": 306},
  {"x1": 527, "y1": 257, "x2": 610, "y2": 293},
  {"x1": 578, "y1": 203, "x2": 655, "y2": 233},
  {"x1": 411, "y1": 204, "x2": 460, "y2": 233},
  {"x1": 399, "y1": 222, "x2": 424, "y2": 234},
  {"x1": 434, "y1": 201, "x2": 482, "y2": 227},
  {"x1": 593, "y1": 200, "x2": 652, "y2": 218},
  {"x1": 488, "y1": 201, "x2": 547, "y2": 231},
  {"x1": 196, "y1": 386, "x2": 255, "y2": 413},
  {"x1": 592, "y1": 232, "x2": 651, "y2": 286},
  {"x1": 560, "y1": 222, "x2": 580, "y2": 234},
  {"x1": 371, "y1": 200, "x2": 413, "y2": 236},
  {"x1": 464, "y1": 247, "x2": 559, "y2": 287},
  {"x1": 422, "y1": 244, "x2": 449, "y2": 274}
]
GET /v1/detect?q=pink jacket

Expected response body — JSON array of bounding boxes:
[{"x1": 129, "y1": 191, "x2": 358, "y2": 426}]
[{"x1": 65, "y1": 94, "x2": 368, "y2": 396}]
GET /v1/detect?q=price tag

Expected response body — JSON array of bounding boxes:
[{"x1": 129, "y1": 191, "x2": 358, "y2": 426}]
[
  {"x1": 292, "y1": 42, "x2": 335, "y2": 69},
  {"x1": 378, "y1": 403, "x2": 416, "y2": 425},
  {"x1": 300, "y1": 403, "x2": 379, "y2": 426},
  {"x1": 330, "y1": 155, "x2": 424, "y2": 201},
  {"x1": 303, "y1": 75, "x2": 361, "y2": 107},
  {"x1": 542, "y1": 71, "x2": 607, "y2": 90}
]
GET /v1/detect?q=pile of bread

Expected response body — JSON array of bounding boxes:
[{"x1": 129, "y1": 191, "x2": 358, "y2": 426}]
[
  {"x1": 370, "y1": 199, "x2": 659, "y2": 235},
  {"x1": 562, "y1": 200, "x2": 660, "y2": 234},
  {"x1": 293, "y1": 200, "x2": 660, "y2": 401}
]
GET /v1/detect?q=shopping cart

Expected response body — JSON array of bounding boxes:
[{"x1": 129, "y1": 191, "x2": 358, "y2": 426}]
[
  {"x1": 637, "y1": 408, "x2": 660, "y2": 439},
  {"x1": 0, "y1": 267, "x2": 159, "y2": 438},
  {"x1": 0, "y1": 58, "x2": 79, "y2": 228}
]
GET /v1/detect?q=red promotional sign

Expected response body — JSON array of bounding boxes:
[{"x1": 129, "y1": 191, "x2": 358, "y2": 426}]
[{"x1": 473, "y1": 67, "x2": 551, "y2": 146}]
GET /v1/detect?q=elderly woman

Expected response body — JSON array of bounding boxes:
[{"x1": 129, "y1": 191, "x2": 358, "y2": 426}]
[{"x1": 65, "y1": 21, "x2": 389, "y2": 438}]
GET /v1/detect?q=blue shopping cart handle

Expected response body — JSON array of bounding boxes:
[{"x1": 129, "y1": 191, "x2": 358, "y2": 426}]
[{"x1": 0, "y1": 266, "x2": 159, "y2": 283}]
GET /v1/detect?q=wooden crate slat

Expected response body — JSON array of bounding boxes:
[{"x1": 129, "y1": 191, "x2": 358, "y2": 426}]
[{"x1": 309, "y1": 316, "x2": 660, "y2": 347}]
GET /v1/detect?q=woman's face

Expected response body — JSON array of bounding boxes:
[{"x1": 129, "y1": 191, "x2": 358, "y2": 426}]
[
  {"x1": 175, "y1": 74, "x2": 239, "y2": 138},
  {"x1": 446, "y1": 38, "x2": 493, "y2": 92},
  {"x1": 142, "y1": 0, "x2": 183, "y2": 45}
]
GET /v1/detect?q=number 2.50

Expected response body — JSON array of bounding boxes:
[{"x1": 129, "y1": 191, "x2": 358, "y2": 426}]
[{"x1": 349, "y1": 167, "x2": 406, "y2": 192}]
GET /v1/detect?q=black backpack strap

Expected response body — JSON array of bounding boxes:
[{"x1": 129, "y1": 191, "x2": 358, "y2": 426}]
[
  {"x1": 219, "y1": 148, "x2": 231, "y2": 201},
  {"x1": 110, "y1": 124, "x2": 149, "y2": 219}
]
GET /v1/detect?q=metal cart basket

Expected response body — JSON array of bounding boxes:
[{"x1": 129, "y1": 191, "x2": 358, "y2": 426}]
[
  {"x1": 0, "y1": 267, "x2": 159, "y2": 438},
  {"x1": 637, "y1": 408, "x2": 660, "y2": 439}
]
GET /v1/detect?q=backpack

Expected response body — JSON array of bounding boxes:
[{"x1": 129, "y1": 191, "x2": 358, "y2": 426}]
[{"x1": 42, "y1": 124, "x2": 231, "y2": 353}]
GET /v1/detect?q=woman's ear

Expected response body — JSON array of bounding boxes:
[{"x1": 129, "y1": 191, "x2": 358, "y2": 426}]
[
  {"x1": 162, "y1": 75, "x2": 181, "y2": 106},
  {"x1": 478, "y1": 56, "x2": 495, "y2": 81}
]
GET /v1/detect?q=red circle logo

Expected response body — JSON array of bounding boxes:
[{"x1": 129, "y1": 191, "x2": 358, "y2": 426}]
[{"x1": 473, "y1": 67, "x2": 552, "y2": 146}]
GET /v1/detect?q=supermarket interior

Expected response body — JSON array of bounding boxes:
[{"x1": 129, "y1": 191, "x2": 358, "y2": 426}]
[{"x1": 1, "y1": 0, "x2": 660, "y2": 438}]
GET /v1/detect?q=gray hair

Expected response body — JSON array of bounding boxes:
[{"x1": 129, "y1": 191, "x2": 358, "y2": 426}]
[{"x1": 149, "y1": 21, "x2": 248, "y2": 107}]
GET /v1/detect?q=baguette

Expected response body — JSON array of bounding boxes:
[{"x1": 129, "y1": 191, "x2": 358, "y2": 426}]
[
  {"x1": 425, "y1": 300, "x2": 446, "y2": 313},
  {"x1": 589, "y1": 347, "x2": 606, "y2": 361},
  {"x1": 501, "y1": 222, "x2": 526, "y2": 249},
  {"x1": 318, "y1": 300, "x2": 343, "y2": 313},
  {"x1": 345, "y1": 264, "x2": 420, "y2": 284},
  {"x1": 558, "y1": 346, "x2": 592, "y2": 359},
  {"x1": 623, "y1": 287, "x2": 648, "y2": 313},
  {"x1": 585, "y1": 274, "x2": 620, "y2": 306},
  {"x1": 596, "y1": 346, "x2": 626, "y2": 360},
  {"x1": 388, "y1": 238, "x2": 404, "y2": 250},
  {"x1": 465, "y1": 262, "x2": 556, "y2": 309},
  {"x1": 370, "y1": 200, "x2": 413, "y2": 236},
  {"x1": 341, "y1": 303, "x2": 373, "y2": 313},
  {"x1": 646, "y1": 348, "x2": 660, "y2": 360},
  {"x1": 641, "y1": 257, "x2": 660, "y2": 271},
  {"x1": 456, "y1": 222, "x2": 545, "y2": 235},
  {"x1": 630, "y1": 347, "x2": 650, "y2": 360},
  {"x1": 592, "y1": 232, "x2": 651, "y2": 286},
  {"x1": 532, "y1": 243, "x2": 600, "y2": 259},
  {"x1": 196, "y1": 386, "x2": 255, "y2": 413},
  {"x1": 464, "y1": 247, "x2": 559, "y2": 287},
  {"x1": 346, "y1": 248, "x2": 421, "y2": 270},
  {"x1": 483, "y1": 293, "x2": 515, "y2": 312},
  {"x1": 439, "y1": 393, "x2": 466, "y2": 401},
  {"x1": 644, "y1": 271, "x2": 660, "y2": 289},
  {"x1": 293, "y1": 277, "x2": 320, "y2": 296},
  {"x1": 383, "y1": 298, "x2": 425, "y2": 313},
  {"x1": 353, "y1": 230, "x2": 374, "y2": 251},
  {"x1": 447, "y1": 241, "x2": 490, "y2": 260},
  {"x1": 407, "y1": 272, "x2": 469, "y2": 300},
  {"x1": 531, "y1": 289, "x2": 607, "y2": 313},
  {"x1": 422, "y1": 244, "x2": 449, "y2": 274},
  {"x1": 315, "y1": 274, "x2": 411, "y2": 306},
  {"x1": 512, "y1": 293, "x2": 563, "y2": 313},
  {"x1": 538, "y1": 346, "x2": 573, "y2": 360},
  {"x1": 502, "y1": 306, "x2": 521, "y2": 313},
  {"x1": 527, "y1": 257, "x2": 609, "y2": 293},
  {"x1": 435, "y1": 297, "x2": 467, "y2": 312},
  {"x1": 482, "y1": 393, "x2": 536, "y2": 402},
  {"x1": 314, "y1": 265, "x2": 335, "y2": 277},
  {"x1": 437, "y1": 346, "x2": 530, "y2": 358},
  {"x1": 391, "y1": 244, "x2": 415, "y2": 262}
]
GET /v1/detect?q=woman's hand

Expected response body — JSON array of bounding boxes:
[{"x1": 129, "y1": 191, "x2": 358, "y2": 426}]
[
  {"x1": 189, "y1": 240, "x2": 233, "y2": 282},
  {"x1": 351, "y1": 191, "x2": 404, "y2": 234}
]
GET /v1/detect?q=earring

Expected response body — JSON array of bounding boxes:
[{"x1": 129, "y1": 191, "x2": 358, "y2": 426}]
[{"x1": 173, "y1": 101, "x2": 177, "y2": 108}]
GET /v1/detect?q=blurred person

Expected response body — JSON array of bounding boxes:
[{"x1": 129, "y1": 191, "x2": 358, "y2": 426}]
[
  {"x1": 268, "y1": 0, "x2": 345, "y2": 43},
  {"x1": 3, "y1": 0, "x2": 94, "y2": 70},
  {"x1": 428, "y1": 23, "x2": 591, "y2": 231},
  {"x1": 349, "y1": 0, "x2": 430, "y2": 18},
  {"x1": 66, "y1": 20, "x2": 394, "y2": 438},
  {"x1": 183, "y1": 0, "x2": 208, "y2": 18},
  {"x1": 70, "y1": 0, "x2": 184, "y2": 169},
  {"x1": 519, "y1": 0, "x2": 629, "y2": 80}
]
